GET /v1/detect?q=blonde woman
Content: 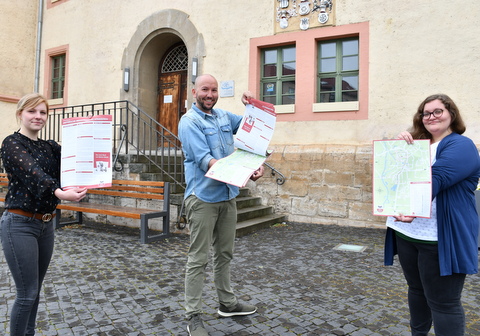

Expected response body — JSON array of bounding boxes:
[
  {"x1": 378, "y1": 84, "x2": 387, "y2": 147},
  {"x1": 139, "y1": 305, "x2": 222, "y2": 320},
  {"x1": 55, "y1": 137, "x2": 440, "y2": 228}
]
[{"x1": 1, "y1": 93, "x2": 86, "y2": 335}]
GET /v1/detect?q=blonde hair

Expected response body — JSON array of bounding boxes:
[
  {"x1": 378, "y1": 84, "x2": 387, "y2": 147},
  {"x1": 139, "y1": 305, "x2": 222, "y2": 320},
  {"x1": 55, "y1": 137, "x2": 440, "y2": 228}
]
[{"x1": 16, "y1": 93, "x2": 49, "y2": 117}]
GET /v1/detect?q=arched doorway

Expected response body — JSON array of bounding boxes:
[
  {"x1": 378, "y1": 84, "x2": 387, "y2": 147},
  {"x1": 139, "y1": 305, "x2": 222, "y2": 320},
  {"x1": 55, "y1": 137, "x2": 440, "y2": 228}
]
[
  {"x1": 157, "y1": 43, "x2": 188, "y2": 142},
  {"x1": 121, "y1": 9, "x2": 205, "y2": 149}
]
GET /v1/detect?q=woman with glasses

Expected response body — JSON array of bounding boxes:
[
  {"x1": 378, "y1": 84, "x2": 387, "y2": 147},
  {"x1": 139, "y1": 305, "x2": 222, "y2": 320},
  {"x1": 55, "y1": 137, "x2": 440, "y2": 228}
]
[
  {"x1": 384, "y1": 93, "x2": 480, "y2": 336},
  {"x1": 1, "y1": 93, "x2": 87, "y2": 336}
]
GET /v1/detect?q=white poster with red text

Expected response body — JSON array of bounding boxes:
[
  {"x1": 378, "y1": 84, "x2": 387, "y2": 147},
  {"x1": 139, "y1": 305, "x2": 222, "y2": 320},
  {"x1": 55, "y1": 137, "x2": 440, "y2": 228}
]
[
  {"x1": 61, "y1": 115, "x2": 113, "y2": 189},
  {"x1": 205, "y1": 99, "x2": 276, "y2": 187}
]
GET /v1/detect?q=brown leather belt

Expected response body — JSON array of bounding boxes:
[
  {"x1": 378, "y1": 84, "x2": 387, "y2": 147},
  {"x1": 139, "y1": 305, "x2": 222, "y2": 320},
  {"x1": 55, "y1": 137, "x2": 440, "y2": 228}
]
[{"x1": 8, "y1": 209, "x2": 55, "y2": 222}]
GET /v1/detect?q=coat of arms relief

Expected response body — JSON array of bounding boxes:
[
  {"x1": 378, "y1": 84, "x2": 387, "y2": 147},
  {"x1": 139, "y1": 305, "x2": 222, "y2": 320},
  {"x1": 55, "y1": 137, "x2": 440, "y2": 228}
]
[{"x1": 276, "y1": 0, "x2": 334, "y2": 32}]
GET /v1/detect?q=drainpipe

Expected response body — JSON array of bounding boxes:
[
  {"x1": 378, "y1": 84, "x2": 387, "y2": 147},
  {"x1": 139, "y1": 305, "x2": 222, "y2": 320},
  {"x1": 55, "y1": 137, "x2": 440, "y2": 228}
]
[{"x1": 34, "y1": 0, "x2": 44, "y2": 93}]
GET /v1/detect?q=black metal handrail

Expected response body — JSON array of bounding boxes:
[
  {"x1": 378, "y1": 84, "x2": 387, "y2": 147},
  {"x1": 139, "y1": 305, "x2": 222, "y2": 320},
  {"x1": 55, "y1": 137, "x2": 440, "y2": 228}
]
[
  {"x1": 264, "y1": 162, "x2": 286, "y2": 185},
  {"x1": 40, "y1": 100, "x2": 287, "y2": 192},
  {"x1": 40, "y1": 100, "x2": 186, "y2": 189}
]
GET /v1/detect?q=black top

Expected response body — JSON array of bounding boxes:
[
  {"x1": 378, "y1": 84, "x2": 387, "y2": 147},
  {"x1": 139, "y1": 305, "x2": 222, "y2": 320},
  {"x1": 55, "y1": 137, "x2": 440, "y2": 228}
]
[{"x1": 1, "y1": 132, "x2": 61, "y2": 214}]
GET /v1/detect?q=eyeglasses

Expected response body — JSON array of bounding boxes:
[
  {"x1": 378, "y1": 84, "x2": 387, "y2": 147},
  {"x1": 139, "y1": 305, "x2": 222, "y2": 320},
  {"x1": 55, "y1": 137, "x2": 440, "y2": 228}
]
[{"x1": 420, "y1": 109, "x2": 444, "y2": 119}]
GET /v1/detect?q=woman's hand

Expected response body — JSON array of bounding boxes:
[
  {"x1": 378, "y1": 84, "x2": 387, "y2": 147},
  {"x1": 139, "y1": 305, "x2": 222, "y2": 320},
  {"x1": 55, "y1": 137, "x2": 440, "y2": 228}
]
[
  {"x1": 55, "y1": 187, "x2": 87, "y2": 202},
  {"x1": 397, "y1": 131, "x2": 414, "y2": 144},
  {"x1": 393, "y1": 214, "x2": 415, "y2": 223}
]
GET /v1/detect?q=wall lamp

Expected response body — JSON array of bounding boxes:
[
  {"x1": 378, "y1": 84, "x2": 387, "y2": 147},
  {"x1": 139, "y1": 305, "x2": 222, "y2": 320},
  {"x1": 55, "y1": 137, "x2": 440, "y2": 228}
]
[
  {"x1": 191, "y1": 58, "x2": 198, "y2": 83},
  {"x1": 123, "y1": 67, "x2": 130, "y2": 92}
]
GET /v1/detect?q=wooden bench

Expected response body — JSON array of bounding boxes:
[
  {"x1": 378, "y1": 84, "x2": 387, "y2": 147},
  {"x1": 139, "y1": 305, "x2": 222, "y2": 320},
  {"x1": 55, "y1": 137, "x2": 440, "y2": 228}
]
[
  {"x1": 55, "y1": 180, "x2": 170, "y2": 244},
  {"x1": 0, "y1": 174, "x2": 171, "y2": 244},
  {"x1": 0, "y1": 172, "x2": 7, "y2": 202}
]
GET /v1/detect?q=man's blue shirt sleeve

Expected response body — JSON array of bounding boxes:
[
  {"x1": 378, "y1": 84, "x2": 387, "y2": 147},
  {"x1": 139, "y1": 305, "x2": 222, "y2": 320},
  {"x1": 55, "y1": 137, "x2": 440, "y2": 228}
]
[{"x1": 178, "y1": 114, "x2": 214, "y2": 173}]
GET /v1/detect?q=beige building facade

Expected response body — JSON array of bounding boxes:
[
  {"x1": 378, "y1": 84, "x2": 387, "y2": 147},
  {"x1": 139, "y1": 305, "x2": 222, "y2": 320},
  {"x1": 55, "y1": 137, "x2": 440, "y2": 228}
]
[{"x1": 1, "y1": 0, "x2": 480, "y2": 229}]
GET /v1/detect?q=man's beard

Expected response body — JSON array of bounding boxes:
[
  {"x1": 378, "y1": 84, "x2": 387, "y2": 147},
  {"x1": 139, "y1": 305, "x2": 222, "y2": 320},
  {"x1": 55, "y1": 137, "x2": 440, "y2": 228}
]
[{"x1": 197, "y1": 98, "x2": 216, "y2": 112}]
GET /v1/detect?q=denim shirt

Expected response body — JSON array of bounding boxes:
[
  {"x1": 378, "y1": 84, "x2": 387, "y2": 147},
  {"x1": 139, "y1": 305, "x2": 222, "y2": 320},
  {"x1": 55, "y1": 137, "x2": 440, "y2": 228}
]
[{"x1": 178, "y1": 103, "x2": 243, "y2": 203}]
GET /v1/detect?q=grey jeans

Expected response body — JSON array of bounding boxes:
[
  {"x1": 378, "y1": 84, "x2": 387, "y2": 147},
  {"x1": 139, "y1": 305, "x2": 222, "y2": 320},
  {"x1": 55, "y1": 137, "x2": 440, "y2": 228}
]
[
  {"x1": 1, "y1": 211, "x2": 55, "y2": 336},
  {"x1": 184, "y1": 195, "x2": 238, "y2": 317}
]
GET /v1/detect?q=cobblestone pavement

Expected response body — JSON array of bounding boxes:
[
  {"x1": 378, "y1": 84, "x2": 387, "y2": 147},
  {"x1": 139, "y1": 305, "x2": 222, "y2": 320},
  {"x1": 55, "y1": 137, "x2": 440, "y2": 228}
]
[{"x1": 1, "y1": 222, "x2": 479, "y2": 335}]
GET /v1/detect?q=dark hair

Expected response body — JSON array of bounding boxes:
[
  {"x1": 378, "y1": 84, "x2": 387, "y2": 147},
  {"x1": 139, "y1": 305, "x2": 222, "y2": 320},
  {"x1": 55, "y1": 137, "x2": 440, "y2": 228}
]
[{"x1": 409, "y1": 93, "x2": 465, "y2": 140}]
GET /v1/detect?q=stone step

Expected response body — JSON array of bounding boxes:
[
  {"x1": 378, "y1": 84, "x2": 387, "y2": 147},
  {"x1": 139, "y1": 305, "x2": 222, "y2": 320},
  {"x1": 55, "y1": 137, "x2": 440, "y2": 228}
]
[
  {"x1": 237, "y1": 204, "x2": 273, "y2": 222},
  {"x1": 236, "y1": 196, "x2": 262, "y2": 209},
  {"x1": 123, "y1": 156, "x2": 284, "y2": 236},
  {"x1": 138, "y1": 172, "x2": 184, "y2": 194},
  {"x1": 238, "y1": 188, "x2": 251, "y2": 198},
  {"x1": 117, "y1": 152, "x2": 183, "y2": 164},
  {"x1": 236, "y1": 213, "x2": 287, "y2": 237},
  {"x1": 129, "y1": 162, "x2": 183, "y2": 174}
]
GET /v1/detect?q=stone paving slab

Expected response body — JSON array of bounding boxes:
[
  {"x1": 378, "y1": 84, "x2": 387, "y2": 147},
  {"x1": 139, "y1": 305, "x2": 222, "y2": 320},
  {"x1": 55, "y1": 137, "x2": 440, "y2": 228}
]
[{"x1": 1, "y1": 222, "x2": 479, "y2": 335}]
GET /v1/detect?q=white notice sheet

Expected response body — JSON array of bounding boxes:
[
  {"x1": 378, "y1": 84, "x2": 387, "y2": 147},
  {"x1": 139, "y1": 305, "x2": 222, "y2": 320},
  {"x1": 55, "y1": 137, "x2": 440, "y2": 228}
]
[
  {"x1": 61, "y1": 115, "x2": 113, "y2": 189},
  {"x1": 205, "y1": 99, "x2": 276, "y2": 187}
]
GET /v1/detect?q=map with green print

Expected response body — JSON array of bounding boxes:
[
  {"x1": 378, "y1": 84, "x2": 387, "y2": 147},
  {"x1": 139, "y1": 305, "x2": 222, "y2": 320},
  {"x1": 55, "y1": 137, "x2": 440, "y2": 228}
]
[{"x1": 373, "y1": 139, "x2": 432, "y2": 217}]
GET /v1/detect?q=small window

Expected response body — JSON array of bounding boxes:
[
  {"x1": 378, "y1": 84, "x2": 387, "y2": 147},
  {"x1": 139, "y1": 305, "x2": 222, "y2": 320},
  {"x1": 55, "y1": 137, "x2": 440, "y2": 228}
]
[
  {"x1": 260, "y1": 45, "x2": 296, "y2": 105},
  {"x1": 318, "y1": 38, "x2": 358, "y2": 103},
  {"x1": 161, "y1": 45, "x2": 188, "y2": 73},
  {"x1": 51, "y1": 54, "x2": 66, "y2": 99}
]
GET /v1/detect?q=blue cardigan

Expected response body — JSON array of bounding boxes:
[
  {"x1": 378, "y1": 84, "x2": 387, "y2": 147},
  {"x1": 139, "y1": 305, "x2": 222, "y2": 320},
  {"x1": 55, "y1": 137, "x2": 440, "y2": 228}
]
[{"x1": 384, "y1": 133, "x2": 480, "y2": 276}]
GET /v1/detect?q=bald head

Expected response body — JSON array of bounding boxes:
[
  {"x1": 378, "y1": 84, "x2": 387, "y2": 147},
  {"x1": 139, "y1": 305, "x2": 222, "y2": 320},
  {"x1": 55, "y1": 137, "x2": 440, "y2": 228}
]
[
  {"x1": 193, "y1": 74, "x2": 219, "y2": 113},
  {"x1": 194, "y1": 74, "x2": 217, "y2": 88}
]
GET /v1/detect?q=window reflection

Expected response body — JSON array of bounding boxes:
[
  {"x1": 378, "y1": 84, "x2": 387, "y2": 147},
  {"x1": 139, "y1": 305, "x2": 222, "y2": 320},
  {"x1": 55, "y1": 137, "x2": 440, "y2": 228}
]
[
  {"x1": 318, "y1": 38, "x2": 359, "y2": 103},
  {"x1": 264, "y1": 64, "x2": 277, "y2": 77},
  {"x1": 282, "y1": 62, "x2": 296, "y2": 76}
]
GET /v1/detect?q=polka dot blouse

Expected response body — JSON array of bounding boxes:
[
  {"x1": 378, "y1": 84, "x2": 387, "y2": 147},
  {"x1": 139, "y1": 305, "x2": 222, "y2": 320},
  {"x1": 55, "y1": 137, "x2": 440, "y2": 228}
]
[{"x1": 1, "y1": 132, "x2": 61, "y2": 214}]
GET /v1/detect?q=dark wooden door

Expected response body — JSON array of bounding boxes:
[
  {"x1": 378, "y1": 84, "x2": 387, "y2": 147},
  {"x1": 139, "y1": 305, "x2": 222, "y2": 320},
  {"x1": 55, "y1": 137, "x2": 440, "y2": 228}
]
[{"x1": 157, "y1": 72, "x2": 187, "y2": 146}]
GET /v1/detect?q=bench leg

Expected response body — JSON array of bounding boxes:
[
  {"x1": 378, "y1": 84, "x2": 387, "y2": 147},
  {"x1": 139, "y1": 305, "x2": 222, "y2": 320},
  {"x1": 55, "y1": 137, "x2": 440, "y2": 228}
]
[
  {"x1": 139, "y1": 214, "x2": 170, "y2": 244},
  {"x1": 140, "y1": 217, "x2": 148, "y2": 244},
  {"x1": 54, "y1": 208, "x2": 62, "y2": 229},
  {"x1": 54, "y1": 209, "x2": 83, "y2": 229},
  {"x1": 163, "y1": 215, "x2": 170, "y2": 237}
]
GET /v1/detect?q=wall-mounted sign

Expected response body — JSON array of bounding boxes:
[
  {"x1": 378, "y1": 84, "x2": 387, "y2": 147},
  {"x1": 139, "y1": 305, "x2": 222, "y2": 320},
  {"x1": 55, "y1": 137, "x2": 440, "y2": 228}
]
[{"x1": 220, "y1": 80, "x2": 235, "y2": 97}]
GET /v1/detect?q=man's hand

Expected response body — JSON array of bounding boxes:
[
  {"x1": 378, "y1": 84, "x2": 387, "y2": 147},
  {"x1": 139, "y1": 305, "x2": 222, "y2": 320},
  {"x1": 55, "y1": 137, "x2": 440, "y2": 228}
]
[
  {"x1": 250, "y1": 165, "x2": 264, "y2": 181},
  {"x1": 241, "y1": 91, "x2": 254, "y2": 105},
  {"x1": 208, "y1": 158, "x2": 218, "y2": 169}
]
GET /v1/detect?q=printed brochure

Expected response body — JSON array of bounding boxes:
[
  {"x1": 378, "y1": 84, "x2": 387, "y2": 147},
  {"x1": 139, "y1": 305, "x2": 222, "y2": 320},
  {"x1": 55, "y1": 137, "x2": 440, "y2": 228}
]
[
  {"x1": 205, "y1": 99, "x2": 276, "y2": 187},
  {"x1": 61, "y1": 115, "x2": 113, "y2": 189}
]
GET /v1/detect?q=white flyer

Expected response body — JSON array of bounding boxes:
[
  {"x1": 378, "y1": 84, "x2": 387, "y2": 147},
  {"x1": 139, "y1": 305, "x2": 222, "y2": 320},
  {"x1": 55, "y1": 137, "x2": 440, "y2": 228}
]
[
  {"x1": 205, "y1": 99, "x2": 276, "y2": 187},
  {"x1": 61, "y1": 115, "x2": 113, "y2": 189}
]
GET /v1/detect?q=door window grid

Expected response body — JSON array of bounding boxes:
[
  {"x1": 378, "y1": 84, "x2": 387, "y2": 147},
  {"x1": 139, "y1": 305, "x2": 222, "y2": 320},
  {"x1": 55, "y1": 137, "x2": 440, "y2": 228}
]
[{"x1": 162, "y1": 45, "x2": 188, "y2": 73}]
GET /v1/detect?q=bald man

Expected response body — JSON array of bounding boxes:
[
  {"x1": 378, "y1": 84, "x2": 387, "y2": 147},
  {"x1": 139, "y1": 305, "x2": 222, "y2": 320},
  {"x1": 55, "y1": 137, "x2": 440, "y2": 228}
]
[{"x1": 178, "y1": 74, "x2": 263, "y2": 336}]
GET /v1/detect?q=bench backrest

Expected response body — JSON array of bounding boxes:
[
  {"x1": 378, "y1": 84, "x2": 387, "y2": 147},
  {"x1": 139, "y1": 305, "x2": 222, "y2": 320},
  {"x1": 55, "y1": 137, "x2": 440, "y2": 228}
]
[
  {"x1": 0, "y1": 172, "x2": 8, "y2": 189},
  {"x1": 0, "y1": 174, "x2": 168, "y2": 201},
  {"x1": 87, "y1": 180, "x2": 168, "y2": 200}
]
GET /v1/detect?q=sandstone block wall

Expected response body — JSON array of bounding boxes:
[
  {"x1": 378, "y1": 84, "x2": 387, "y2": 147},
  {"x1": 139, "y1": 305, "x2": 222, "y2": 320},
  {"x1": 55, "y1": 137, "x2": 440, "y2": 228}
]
[{"x1": 248, "y1": 144, "x2": 386, "y2": 229}]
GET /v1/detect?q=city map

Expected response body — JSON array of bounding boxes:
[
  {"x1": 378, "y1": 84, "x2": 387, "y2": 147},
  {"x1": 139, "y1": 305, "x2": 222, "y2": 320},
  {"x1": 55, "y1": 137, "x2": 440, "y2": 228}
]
[
  {"x1": 372, "y1": 139, "x2": 431, "y2": 217},
  {"x1": 205, "y1": 149, "x2": 267, "y2": 187}
]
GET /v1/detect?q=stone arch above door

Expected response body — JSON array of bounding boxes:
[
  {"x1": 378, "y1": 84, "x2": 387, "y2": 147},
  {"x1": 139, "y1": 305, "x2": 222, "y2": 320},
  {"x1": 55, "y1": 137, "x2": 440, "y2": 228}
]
[{"x1": 121, "y1": 9, "x2": 205, "y2": 119}]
